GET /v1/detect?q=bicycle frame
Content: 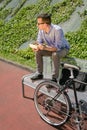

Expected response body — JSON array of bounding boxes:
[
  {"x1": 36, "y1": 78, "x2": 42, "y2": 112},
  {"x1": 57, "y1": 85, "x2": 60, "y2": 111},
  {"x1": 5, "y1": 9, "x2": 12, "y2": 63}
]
[{"x1": 34, "y1": 62, "x2": 87, "y2": 129}]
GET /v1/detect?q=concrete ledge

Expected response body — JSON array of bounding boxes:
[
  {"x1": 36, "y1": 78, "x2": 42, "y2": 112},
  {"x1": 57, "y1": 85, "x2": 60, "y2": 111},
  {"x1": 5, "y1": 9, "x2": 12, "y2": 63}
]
[
  {"x1": 0, "y1": 57, "x2": 35, "y2": 72},
  {"x1": 22, "y1": 73, "x2": 87, "y2": 104}
]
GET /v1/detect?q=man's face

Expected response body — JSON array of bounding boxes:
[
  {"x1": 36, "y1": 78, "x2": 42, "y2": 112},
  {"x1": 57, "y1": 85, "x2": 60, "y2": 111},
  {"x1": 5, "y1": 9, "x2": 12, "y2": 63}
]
[{"x1": 37, "y1": 18, "x2": 45, "y2": 30}]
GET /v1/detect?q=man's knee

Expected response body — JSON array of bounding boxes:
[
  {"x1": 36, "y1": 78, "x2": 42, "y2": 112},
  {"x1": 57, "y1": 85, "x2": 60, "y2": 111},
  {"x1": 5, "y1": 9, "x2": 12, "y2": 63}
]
[
  {"x1": 52, "y1": 52, "x2": 58, "y2": 58},
  {"x1": 52, "y1": 52, "x2": 57, "y2": 56},
  {"x1": 36, "y1": 50, "x2": 42, "y2": 56}
]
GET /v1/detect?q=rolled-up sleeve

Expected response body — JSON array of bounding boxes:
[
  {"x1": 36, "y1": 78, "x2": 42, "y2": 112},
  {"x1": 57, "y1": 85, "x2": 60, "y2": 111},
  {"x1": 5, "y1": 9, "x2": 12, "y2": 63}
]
[
  {"x1": 54, "y1": 29, "x2": 63, "y2": 50},
  {"x1": 54, "y1": 28, "x2": 70, "y2": 50}
]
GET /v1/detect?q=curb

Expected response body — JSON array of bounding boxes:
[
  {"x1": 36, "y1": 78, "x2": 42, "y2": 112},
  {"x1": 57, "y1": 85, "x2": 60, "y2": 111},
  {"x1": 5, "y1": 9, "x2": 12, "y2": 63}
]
[{"x1": 0, "y1": 57, "x2": 35, "y2": 73}]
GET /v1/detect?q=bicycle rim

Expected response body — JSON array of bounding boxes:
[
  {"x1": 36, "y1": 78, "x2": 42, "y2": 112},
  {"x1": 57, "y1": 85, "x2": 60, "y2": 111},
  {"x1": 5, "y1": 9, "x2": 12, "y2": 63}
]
[{"x1": 34, "y1": 80, "x2": 71, "y2": 126}]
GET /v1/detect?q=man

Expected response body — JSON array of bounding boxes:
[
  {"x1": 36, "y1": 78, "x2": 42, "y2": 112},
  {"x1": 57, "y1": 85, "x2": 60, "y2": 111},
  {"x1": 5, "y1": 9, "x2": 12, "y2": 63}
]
[{"x1": 31, "y1": 13, "x2": 70, "y2": 82}]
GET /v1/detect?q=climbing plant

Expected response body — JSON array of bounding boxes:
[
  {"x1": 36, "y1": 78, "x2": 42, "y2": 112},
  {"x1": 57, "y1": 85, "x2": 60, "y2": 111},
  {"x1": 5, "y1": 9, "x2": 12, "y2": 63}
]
[{"x1": 0, "y1": 0, "x2": 87, "y2": 68}]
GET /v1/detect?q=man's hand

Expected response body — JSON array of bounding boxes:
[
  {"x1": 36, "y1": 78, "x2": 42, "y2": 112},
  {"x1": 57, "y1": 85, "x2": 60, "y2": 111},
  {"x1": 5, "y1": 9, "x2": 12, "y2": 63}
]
[
  {"x1": 32, "y1": 44, "x2": 46, "y2": 52},
  {"x1": 33, "y1": 44, "x2": 45, "y2": 52},
  {"x1": 38, "y1": 44, "x2": 45, "y2": 50},
  {"x1": 31, "y1": 43, "x2": 57, "y2": 52},
  {"x1": 38, "y1": 44, "x2": 57, "y2": 52},
  {"x1": 29, "y1": 43, "x2": 39, "y2": 52},
  {"x1": 32, "y1": 46, "x2": 39, "y2": 52}
]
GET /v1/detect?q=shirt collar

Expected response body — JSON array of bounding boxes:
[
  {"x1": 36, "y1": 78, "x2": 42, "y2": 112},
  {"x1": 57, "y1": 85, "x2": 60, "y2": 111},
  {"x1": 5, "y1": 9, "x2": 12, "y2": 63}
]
[{"x1": 44, "y1": 24, "x2": 53, "y2": 34}]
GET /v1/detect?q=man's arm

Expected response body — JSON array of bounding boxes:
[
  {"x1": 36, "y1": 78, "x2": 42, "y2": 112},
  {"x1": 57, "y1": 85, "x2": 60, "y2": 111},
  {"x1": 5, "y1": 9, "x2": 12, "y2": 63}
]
[{"x1": 38, "y1": 44, "x2": 57, "y2": 52}]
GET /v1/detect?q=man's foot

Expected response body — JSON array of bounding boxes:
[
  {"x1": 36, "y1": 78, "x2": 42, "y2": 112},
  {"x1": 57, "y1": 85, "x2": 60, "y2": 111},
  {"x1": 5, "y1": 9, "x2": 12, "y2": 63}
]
[
  {"x1": 46, "y1": 78, "x2": 57, "y2": 89},
  {"x1": 31, "y1": 73, "x2": 43, "y2": 80}
]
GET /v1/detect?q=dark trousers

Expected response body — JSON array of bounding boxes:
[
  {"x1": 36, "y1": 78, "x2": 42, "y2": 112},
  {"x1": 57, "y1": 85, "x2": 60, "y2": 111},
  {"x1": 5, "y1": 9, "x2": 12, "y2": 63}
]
[{"x1": 35, "y1": 48, "x2": 69, "y2": 79}]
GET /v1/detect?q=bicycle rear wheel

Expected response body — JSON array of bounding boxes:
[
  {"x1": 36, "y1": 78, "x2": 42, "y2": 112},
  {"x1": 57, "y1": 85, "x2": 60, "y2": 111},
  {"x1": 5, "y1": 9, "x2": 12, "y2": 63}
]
[{"x1": 34, "y1": 80, "x2": 71, "y2": 126}]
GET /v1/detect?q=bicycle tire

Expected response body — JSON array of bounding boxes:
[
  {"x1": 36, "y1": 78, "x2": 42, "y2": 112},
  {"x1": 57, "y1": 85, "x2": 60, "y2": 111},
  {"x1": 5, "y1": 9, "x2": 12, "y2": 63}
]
[{"x1": 34, "y1": 80, "x2": 71, "y2": 126}]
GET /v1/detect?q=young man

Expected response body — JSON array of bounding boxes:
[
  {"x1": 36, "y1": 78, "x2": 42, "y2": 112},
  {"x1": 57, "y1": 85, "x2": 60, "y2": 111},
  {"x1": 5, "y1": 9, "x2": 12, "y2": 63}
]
[{"x1": 31, "y1": 13, "x2": 70, "y2": 82}]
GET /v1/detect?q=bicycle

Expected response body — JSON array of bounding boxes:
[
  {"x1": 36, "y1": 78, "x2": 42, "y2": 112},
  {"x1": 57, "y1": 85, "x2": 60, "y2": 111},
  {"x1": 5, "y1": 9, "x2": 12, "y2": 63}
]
[{"x1": 34, "y1": 62, "x2": 87, "y2": 130}]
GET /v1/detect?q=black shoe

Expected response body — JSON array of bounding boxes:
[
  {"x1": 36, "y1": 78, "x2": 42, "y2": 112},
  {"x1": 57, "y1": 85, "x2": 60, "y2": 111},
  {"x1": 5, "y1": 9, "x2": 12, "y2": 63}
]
[
  {"x1": 51, "y1": 78, "x2": 57, "y2": 83},
  {"x1": 46, "y1": 78, "x2": 57, "y2": 89},
  {"x1": 31, "y1": 73, "x2": 43, "y2": 80}
]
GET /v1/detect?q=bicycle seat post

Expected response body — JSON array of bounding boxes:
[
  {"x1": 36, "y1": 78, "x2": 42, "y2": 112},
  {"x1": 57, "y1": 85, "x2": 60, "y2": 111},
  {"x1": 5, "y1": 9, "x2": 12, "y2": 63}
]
[
  {"x1": 69, "y1": 68, "x2": 74, "y2": 79},
  {"x1": 65, "y1": 67, "x2": 79, "y2": 113},
  {"x1": 70, "y1": 69, "x2": 80, "y2": 113}
]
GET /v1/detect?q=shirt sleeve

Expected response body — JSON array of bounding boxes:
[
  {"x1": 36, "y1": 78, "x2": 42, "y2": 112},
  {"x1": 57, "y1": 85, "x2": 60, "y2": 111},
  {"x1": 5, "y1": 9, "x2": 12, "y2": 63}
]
[
  {"x1": 37, "y1": 30, "x2": 44, "y2": 44},
  {"x1": 54, "y1": 29, "x2": 64, "y2": 48},
  {"x1": 54, "y1": 28, "x2": 70, "y2": 50}
]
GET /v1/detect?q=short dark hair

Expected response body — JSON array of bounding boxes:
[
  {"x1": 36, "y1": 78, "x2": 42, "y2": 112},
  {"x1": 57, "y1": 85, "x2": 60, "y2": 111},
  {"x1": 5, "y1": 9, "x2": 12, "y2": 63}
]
[{"x1": 37, "y1": 13, "x2": 51, "y2": 25}]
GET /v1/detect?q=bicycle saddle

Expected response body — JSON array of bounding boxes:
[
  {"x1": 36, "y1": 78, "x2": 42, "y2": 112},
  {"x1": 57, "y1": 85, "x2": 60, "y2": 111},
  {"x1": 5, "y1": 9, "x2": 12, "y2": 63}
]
[{"x1": 61, "y1": 62, "x2": 80, "y2": 71}]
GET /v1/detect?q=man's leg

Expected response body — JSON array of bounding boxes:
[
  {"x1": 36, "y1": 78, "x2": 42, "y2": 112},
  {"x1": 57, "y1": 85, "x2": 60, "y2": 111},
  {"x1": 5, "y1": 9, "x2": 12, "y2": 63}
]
[
  {"x1": 52, "y1": 49, "x2": 69, "y2": 80},
  {"x1": 31, "y1": 50, "x2": 52, "y2": 80},
  {"x1": 36, "y1": 50, "x2": 52, "y2": 73},
  {"x1": 35, "y1": 50, "x2": 43, "y2": 74}
]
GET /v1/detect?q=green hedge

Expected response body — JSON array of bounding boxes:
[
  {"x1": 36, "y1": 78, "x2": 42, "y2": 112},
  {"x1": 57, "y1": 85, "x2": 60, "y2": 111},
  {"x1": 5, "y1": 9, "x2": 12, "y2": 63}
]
[{"x1": 0, "y1": 0, "x2": 87, "y2": 68}]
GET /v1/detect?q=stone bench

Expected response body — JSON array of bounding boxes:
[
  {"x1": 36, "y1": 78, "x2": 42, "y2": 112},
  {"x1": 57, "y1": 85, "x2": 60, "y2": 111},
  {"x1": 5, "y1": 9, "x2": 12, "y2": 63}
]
[{"x1": 22, "y1": 57, "x2": 87, "y2": 102}]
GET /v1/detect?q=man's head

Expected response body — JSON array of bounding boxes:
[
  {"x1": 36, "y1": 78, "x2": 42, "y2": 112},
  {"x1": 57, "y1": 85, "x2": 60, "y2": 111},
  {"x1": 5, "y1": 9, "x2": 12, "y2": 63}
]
[
  {"x1": 37, "y1": 13, "x2": 51, "y2": 31},
  {"x1": 37, "y1": 13, "x2": 51, "y2": 25}
]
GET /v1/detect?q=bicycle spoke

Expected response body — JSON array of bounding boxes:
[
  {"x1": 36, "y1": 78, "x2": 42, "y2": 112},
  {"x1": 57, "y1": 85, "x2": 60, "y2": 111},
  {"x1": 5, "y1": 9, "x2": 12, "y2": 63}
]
[{"x1": 34, "y1": 80, "x2": 71, "y2": 126}]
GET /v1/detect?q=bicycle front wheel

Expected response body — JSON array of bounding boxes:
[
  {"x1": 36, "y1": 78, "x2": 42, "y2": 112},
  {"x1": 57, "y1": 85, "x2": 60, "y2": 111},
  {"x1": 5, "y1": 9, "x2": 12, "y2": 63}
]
[{"x1": 34, "y1": 80, "x2": 71, "y2": 126}]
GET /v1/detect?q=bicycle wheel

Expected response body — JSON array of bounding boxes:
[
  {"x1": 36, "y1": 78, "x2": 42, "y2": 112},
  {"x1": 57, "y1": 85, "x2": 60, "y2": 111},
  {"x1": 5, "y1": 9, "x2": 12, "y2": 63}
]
[{"x1": 34, "y1": 80, "x2": 71, "y2": 126}]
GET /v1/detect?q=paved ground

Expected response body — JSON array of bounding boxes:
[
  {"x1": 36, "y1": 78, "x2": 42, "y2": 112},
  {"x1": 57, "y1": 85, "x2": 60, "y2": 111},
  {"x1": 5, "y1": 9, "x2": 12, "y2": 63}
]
[{"x1": 0, "y1": 59, "x2": 87, "y2": 130}]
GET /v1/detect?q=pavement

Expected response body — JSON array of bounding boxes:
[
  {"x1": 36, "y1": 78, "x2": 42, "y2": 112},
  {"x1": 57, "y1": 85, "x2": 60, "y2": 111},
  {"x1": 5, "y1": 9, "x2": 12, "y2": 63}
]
[{"x1": 0, "y1": 59, "x2": 87, "y2": 130}]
